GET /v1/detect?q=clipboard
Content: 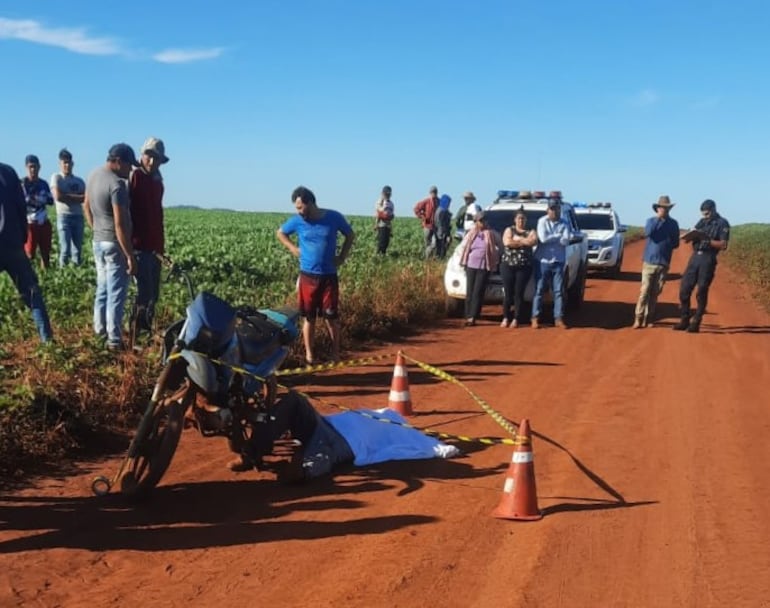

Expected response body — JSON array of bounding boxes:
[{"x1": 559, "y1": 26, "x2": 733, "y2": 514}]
[{"x1": 682, "y1": 229, "x2": 708, "y2": 243}]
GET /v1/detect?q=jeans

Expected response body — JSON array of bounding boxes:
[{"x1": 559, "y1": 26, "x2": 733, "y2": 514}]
[
  {"x1": 0, "y1": 247, "x2": 53, "y2": 342},
  {"x1": 92, "y1": 241, "x2": 129, "y2": 347},
  {"x1": 376, "y1": 227, "x2": 391, "y2": 255},
  {"x1": 423, "y1": 227, "x2": 436, "y2": 259},
  {"x1": 532, "y1": 260, "x2": 565, "y2": 321},
  {"x1": 57, "y1": 214, "x2": 85, "y2": 267},
  {"x1": 135, "y1": 251, "x2": 162, "y2": 330}
]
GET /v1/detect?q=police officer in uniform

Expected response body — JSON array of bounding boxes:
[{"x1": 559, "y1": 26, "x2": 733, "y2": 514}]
[{"x1": 674, "y1": 199, "x2": 730, "y2": 333}]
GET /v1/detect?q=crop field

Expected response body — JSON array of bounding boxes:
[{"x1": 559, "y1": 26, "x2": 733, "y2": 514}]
[
  {"x1": 721, "y1": 224, "x2": 770, "y2": 311},
  {"x1": 0, "y1": 208, "x2": 444, "y2": 346}
]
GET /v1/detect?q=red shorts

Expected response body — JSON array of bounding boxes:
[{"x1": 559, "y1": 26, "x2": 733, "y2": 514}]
[
  {"x1": 298, "y1": 272, "x2": 339, "y2": 319},
  {"x1": 25, "y1": 220, "x2": 52, "y2": 260}
]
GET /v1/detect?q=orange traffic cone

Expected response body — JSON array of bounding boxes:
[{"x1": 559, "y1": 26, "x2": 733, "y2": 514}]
[
  {"x1": 493, "y1": 418, "x2": 542, "y2": 521},
  {"x1": 387, "y1": 351, "x2": 413, "y2": 416}
]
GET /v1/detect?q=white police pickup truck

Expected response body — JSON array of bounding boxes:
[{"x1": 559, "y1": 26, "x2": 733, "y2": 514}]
[
  {"x1": 573, "y1": 202, "x2": 626, "y2": 275},
  {"x1": 444, "y1": 190, "x2": 589, "y2": 317}
]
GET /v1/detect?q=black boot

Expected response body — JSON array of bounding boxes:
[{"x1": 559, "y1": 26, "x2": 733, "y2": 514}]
[
  {"x1": 687, "y1": 317, "x2": 701, "y2": 333},
  {"x1": 673, "y1": 315, "x2": 690, "y2": 331}
]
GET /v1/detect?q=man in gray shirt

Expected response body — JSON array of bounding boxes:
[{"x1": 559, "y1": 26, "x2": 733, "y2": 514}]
[{"x1": 84, "y1": 143, "x2": 137, "y2": 350}]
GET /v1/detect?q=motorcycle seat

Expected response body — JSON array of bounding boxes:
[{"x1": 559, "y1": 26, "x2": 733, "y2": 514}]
[{"x1": 236, "y1": 315, "x2": 282, "y2": 364}]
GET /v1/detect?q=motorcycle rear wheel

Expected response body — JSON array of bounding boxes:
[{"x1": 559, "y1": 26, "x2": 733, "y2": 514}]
[{"x1": 120, "y1": 367, "x2": 191, "y2": 500}]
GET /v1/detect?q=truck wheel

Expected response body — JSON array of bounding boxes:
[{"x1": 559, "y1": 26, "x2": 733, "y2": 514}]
[{"x1": 567, "y1": 264, "x2": 587, "y2": 311}]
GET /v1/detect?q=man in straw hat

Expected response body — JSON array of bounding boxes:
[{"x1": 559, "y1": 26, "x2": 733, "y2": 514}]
[{"x1": 633, "y1": 196, "x2": 680, "y2": 328}]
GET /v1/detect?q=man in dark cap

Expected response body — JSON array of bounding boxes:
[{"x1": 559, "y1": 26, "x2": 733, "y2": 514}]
[
  {"x1": 21, "y1": 154, "x2": 54, "y2": 269},
  {"x1": 531, "y1": 199, "x2": 573, "y2": 329},
  {"x1": 83, "y1": 143, "x2": 138, "y2": 350},
  {"x1": 413, "y1": 185, "x2": 440, "y2": 259},
  {"x1": 0, "y1": 161, "x2": 53, "y2": 342},
  {"x1": 674, "y1": 199, "x2": 730, "y2": 333}
]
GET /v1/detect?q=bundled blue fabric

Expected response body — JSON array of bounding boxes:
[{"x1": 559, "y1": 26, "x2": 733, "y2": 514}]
[{"x1": 325, "y1": 408, "x2": 456, "y2": 465}]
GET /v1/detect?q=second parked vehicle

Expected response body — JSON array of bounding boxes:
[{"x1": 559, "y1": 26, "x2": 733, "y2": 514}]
[{"x1": 573, "y1": 202, "x2": 626, "y2": 275}]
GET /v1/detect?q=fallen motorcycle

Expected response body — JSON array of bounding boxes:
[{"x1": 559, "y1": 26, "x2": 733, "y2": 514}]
[{"x1": 92, "y1": 291, "x2": 299, "y2": 500}]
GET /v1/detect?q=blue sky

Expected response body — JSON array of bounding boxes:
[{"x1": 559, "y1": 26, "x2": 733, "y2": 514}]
[{"x1": 1, "y1": 1, "x2": 768, "y2": 227}]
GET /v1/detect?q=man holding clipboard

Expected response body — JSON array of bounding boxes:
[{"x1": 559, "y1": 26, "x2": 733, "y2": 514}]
[{"x1": 674, "y1": 199, "x2": 730, "y2": 332}]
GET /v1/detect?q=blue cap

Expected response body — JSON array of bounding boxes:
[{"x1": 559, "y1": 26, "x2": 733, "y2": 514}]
[{"x1": 25, "y1": 154, "x2": 40, "y2": 166}]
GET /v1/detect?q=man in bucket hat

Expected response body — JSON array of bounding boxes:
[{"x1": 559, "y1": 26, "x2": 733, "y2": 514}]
[
  {"x1": 632, "y1": 195, "x2": 680, "y2": 328},
  {"x1": 129, "y1": 137, "x2": 170, "y2": 340},
  {"x1": 674, "y1": 198, "x2": 730, "y2": 333}
]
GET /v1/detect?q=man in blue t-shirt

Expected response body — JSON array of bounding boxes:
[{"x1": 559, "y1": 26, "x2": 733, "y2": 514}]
[{"x1": 277, "y1": 186, "x2": 355, "y2": 364}]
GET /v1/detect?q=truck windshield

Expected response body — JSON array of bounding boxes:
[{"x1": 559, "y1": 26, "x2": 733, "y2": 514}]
[
  {"x1": 575, "y1": 213, "x2": 615, "y2": 231},
  {"x1": 485, "y1": 209, "x2": 545, "y2": 233}
]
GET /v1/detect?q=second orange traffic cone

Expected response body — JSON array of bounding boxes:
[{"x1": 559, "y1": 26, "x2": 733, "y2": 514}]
[
  {"x1": 387, "y1": 351, "x2": 413, "y2": 416},
  {"x1": 492, "y1": 418, "x2": 542, "y2": 521}
]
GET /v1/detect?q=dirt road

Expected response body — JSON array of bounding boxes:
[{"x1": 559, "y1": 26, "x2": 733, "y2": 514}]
[{"x1": 2, "y1": 240, "x2": 770, "y2": 608}]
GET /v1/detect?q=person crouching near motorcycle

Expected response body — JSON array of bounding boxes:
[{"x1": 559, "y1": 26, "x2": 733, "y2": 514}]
[
  {"x1": 230, "y1": 390, "x2": 354, "y2": 476},
  {"x1": 232, "y1": 390, "x2": 460, "y2": 479},
  {"x1": 276, "y1": 186, "x2": 355, "y2": 365}
]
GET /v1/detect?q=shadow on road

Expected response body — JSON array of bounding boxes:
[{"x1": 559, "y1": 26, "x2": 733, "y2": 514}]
[
  {"x1": 528, "y1": 426, "x2": 658, "y2": 516},
  {"x1": 284, "y1": 358, "x2": 562, "y2": 397},
  {"x1": 569, "y1": 301, "x2": 681, "y2": 330},
  {"x1": 0, "y1": 458, "x2": 500, "y2": 554}
]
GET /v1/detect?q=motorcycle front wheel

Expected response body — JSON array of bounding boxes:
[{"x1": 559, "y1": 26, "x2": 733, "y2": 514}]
[{"x1": 120, "y1": 361, "x2": 191, "y2": 500}]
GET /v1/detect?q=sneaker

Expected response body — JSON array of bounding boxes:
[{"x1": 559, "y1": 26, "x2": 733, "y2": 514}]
[
  {"x1": 465, "y1": 318, "x2": 475, "y2": 326},
  {"x1": 510, "y1": 319, "x2": 518, "y2": 329},
  {"x1": 500, "y1": 319, "x2": 510, "y2": 328},
  {"x1": 531, "y1": 318, "x2": 540, "y2": 329},
  {"x1": 686, "y1": 321, "x2": 701, "y2": 333},
  {"x1": 555, "y1": 318, "x2": 568, "y2": 329},
  {"x1": 632, "y1": 318, "x2": 643, "y2": 329}
]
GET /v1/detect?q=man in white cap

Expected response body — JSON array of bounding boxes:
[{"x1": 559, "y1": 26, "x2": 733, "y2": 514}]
[
  {"x1": 129, "y1": 137, "x2": 169, "y2": 339},
  {"x1": 453, "y1": 191, "x2": 477, "y2": 233},
  {"x1": 633, "y1": 195, "x2": 679, "y2": 328}
]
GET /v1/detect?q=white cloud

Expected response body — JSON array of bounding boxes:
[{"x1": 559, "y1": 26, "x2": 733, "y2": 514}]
[
  {"x1": 0, "y1": 16, "x2": 223, "y2": 64},
  {"x1": 152, "y1": 47, "x2": 225, "y2": 64},
  {"x1": 630, "y1": 89, "x2": 660, "y2": 107},
  {"x1": 0, "y1": 17, "x2": 120, "y2": 55}
]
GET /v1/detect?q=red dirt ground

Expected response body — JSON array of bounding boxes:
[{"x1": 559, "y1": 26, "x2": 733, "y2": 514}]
[{"x1": 2, "y1": 240, "x2": 770, "y2": 608}]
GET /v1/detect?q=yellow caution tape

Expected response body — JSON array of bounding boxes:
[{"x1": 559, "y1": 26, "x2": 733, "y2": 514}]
[{"x1": 168, "y1": 348, "x2": 520, "y2": 442}]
